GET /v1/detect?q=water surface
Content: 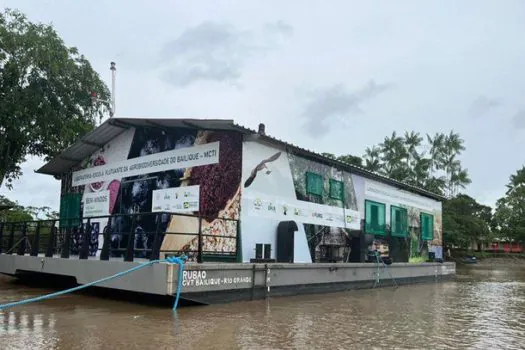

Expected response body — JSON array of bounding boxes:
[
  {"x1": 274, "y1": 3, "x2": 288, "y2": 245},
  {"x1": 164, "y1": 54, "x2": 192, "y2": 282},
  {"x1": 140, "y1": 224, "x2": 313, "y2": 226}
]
[{"x1": 1, "y1": 266, "x2": 524, "y2": 350}]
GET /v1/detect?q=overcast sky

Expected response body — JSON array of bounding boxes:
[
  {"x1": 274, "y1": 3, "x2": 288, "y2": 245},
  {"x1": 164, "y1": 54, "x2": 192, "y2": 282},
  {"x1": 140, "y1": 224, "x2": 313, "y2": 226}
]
[{"x1": 2, "y1": 0, "x2": 525, "y2": 211}]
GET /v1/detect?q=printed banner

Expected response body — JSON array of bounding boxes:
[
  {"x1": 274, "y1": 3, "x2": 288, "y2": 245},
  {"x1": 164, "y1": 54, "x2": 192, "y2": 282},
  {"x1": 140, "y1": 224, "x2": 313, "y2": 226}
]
[
  {"x1": 83, "y1": 190, "x2": 110, "y2": 218},
  {"x1": 364, "y1": 180, "x2": 437, "y2": 212},
  {"x1": 72, "y1": 142, "x2": 220, "y2": 187},
  {"x1": 152, "y1": 185, "x2": 200, "y2": 213},
  {"x1": 243, "y1": 192, "x2": 361, "y2": 230}
]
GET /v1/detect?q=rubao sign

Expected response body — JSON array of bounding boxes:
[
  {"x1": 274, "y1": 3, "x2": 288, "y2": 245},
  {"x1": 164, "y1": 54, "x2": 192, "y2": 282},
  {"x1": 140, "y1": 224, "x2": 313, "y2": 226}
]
[{"x1": 71, "y1": 142, "x2": 220, "y2": 187}]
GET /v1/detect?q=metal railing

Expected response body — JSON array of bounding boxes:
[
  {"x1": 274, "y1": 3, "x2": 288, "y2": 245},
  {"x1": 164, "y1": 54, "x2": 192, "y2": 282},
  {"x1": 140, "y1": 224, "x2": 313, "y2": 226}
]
[{"x1": 0, "y1": 211, "x2": 240, "y2": 263}]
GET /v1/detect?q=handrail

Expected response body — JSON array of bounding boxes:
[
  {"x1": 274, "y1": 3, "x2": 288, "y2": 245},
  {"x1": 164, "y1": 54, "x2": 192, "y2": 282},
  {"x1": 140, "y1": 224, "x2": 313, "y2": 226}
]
[{"x1": 0, "y1": 211, "x2": 240, "y2": 264}]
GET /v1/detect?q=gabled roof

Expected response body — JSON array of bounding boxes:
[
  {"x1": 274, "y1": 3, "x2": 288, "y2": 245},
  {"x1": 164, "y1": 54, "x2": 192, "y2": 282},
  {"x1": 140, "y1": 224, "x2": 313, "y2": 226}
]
[{"x1": 36, "y1": 117, "x2": 446, "y2": 201}]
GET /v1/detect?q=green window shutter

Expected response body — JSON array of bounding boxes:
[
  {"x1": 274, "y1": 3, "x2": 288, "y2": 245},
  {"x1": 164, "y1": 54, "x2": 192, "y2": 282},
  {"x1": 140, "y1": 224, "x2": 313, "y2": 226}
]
[
  {"x1": 59, "y1": 193, "x2": 82, "y2": 228},
  {"x1": 420, "y1": 212, "x2": 434, "y2": 240},
  {"x1": 365, "y1": 200, "x2": 386, "y2": 235},
  {"x1": 329, "y1": 179, "x2": 344, "y2": 201},
  {"x1": 391, "y1": 205, "x2": 408, "y2": 237},
  {"x1": 306, "y1": 172, "x2": 323, "y2": 196}
]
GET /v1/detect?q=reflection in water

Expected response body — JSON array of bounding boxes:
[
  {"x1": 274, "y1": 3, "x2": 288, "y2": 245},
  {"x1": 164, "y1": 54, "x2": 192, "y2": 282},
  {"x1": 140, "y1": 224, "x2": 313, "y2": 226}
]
[{"x1": 1, "y1": 267, "x2": 525, "y2": 349}]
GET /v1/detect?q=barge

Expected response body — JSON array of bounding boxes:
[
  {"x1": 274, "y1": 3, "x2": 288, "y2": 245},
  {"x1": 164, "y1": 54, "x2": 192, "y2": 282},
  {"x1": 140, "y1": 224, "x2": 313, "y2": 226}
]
[{"x1": 0, "y1": 117, "x2": 455, "y2": 305}]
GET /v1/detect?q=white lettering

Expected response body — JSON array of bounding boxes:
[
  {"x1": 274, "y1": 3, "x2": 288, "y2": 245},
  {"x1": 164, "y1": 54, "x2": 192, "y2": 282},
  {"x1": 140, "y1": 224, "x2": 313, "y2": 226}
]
[{"x1": 181, "y1": 270, "x2": 252, "y2": 288}]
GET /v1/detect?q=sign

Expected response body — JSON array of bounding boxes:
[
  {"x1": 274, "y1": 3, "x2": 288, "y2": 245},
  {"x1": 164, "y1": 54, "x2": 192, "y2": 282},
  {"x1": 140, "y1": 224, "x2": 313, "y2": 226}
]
[
  {"x1": 152, "y1": 185, "x2": 200, "y2": 213},
  {"x1": 364, "y1": 180, "x2": 438, "y2": 212},
  {"x1": 243, "y1": 191, "x2": 361, "y2": 230},
  {"x1": 181, "y1": 270, "x2": 252, "y2": 287},
  {"x1": 83, "y1": 190, "x2": 110, "y2": 218},
  {"x1": 72, "y1": 142, "x2": 220, "y2": 187}
]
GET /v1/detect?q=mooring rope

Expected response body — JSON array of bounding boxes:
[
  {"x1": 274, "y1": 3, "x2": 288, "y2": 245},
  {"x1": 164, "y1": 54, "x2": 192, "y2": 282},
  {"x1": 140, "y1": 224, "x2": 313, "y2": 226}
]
[
  {"x1": 372, "y1": 251, "x2": 398, "y2": 289},
  {"x1": 0, "y1": 255, "x2": 187, "y2": 312}
]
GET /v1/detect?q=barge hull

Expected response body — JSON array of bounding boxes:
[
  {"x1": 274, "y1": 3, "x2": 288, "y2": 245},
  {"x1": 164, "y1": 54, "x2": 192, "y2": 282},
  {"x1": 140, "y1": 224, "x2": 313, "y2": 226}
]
[{"x1": 0, "y1": 255, "x2": 455, "y2": 305}]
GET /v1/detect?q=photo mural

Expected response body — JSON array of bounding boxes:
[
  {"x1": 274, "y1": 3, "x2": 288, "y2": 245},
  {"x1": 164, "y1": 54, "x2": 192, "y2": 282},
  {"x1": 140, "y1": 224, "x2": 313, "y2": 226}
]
[
  {"x1": 352, "y1": 176, "x2": 443, "y2": 261},
  {"x1": 241, "y1": 141, "x2": 361, "y2": 263},
  {"x1": 287, "y1": 153, "x2": 361, "y2": 262},
  {"x1": 62, "y1": 126, "x2": 242, "y2": 259},
  {"x1": 61, "y1": 129, "x2": 442, "y2": 262},
  {"x1": 241, "y1": 140, "x2": 443, "y2": 262}
]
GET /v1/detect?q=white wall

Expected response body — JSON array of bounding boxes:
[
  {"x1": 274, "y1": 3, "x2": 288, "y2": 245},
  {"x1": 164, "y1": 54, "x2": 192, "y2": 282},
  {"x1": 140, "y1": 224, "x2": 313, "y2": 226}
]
[{"x1": 240, "y1": 141, "x2": 312, "y2": 263}]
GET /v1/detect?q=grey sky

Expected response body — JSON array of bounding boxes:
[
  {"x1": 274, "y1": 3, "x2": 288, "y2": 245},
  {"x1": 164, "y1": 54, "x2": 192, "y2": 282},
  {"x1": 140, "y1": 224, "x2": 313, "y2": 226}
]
[{"x1": 1, "y1": 0, "x2": 525, "y2": 211}]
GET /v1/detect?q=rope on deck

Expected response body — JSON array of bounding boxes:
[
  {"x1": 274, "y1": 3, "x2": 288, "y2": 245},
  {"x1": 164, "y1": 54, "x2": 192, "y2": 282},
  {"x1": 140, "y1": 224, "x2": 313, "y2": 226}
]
[
  {"x1": 372, "y1": 251, "x2": 399, "y2": 289},
  {"x1": 0, "y1": 255, "x2": 187, "y2": 312}
]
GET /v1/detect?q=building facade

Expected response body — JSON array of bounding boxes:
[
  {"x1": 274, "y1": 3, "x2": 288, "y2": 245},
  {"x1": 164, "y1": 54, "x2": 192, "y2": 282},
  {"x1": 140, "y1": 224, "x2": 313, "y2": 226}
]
[{"x1": 38, "y1": 118, "x2": 444, "y2": 263}]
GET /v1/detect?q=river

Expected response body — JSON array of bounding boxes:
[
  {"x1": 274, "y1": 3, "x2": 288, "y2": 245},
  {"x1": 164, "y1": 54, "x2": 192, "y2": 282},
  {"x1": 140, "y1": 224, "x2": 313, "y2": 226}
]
[{"x1": 0, "y1": 265, "x2": 524, "y2": 350}]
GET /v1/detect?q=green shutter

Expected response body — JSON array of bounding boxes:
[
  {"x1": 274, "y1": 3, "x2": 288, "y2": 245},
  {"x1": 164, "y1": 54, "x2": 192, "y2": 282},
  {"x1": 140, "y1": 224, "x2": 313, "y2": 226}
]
[
  {"x1": 391, "y1": 205, "x2": 408, "y2": 237},
  {"x1": 365, "y1": 200, "x2": 386, "y2": 235},
  {"x1": 59, "y1": 193, "x2": 82, "y2": 228},
  {"x1": 420, "y1": 212, "x2": 434, "y2": 240},
  {"x1": 329, "y1": 179, "x2": 344, "y2": 201},
  {"x1": 306, "y1": 172, "x2": 323, "y2": 196}
]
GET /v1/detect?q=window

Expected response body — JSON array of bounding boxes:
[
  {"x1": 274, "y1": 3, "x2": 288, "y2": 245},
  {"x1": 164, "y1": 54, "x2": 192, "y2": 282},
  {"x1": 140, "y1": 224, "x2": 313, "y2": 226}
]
[
  {"x1": 329, "y1": 179, "x2": 344, "y2": 201},
  {"x1": 390, "y1": 205, "x2": 408, "y2": 237},
  {"x1": 420, "y1": 212, "x2": 434, "y2": 240},
  {"x1": 306, "y1": 172, "x2": 323, "y2": 196},
  {"x1": 365, "y1": 200, "x2": 386, "y2": 235}
]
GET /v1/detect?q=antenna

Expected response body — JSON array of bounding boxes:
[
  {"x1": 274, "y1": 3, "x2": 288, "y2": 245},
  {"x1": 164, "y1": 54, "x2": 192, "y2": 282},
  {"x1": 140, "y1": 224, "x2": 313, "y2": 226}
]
[
  {"x1": 91, "y1": 61, "x2": 117, "y2": 125},
  {"x1": 110, "y1": 61, "x2": 116, "y2": 116}
]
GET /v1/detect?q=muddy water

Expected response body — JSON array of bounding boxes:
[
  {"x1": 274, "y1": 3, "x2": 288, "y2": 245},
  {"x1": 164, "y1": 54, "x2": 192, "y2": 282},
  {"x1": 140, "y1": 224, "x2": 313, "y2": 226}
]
[{"x1": 1, "y1": 266, "x2": 524, "y2": 350}]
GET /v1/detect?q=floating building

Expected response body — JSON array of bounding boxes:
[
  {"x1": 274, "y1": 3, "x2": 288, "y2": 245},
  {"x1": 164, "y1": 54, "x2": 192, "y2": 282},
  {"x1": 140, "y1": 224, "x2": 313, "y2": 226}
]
[{"x1": 0, "y1": 117, "x2": 455, "y2": 305}]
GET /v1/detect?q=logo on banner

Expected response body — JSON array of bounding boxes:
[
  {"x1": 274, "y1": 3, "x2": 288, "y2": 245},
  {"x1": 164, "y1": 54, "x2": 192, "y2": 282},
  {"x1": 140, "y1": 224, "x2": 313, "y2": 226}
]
[
  {"x1": 312, "y1": 212, "x2": 323, "y2": 220},
  {"x1": 253, "y1": 198, "x2": 262, "y2": 210},
  {"x1": 346, "y1": 215, "x2": 353, "y2": 223},
  {"x1": 267, "y1": 202, "x2": 276, "y2": 212}
]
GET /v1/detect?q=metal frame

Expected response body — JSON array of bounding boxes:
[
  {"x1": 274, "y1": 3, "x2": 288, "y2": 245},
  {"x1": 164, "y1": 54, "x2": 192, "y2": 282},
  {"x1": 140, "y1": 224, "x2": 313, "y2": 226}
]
[{"x1": 0, "y1": 211, "x2": 239, "y2": 263}]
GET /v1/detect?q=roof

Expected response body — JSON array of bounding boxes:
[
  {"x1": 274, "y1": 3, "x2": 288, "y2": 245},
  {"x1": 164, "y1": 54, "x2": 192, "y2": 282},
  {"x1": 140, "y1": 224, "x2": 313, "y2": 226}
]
[
  {"x1": 36, "y1": 116, "x2": 446, "y2": 201},
  {"x1": 36, "y1": 117, "x2": 238, "y2": 177}
]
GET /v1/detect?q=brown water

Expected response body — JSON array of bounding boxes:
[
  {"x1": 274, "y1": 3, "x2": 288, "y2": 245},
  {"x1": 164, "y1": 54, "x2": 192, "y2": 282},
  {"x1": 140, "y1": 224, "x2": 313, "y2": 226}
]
[{"x1": 1, "y1": 266, "x2": 524, "y2": 350}]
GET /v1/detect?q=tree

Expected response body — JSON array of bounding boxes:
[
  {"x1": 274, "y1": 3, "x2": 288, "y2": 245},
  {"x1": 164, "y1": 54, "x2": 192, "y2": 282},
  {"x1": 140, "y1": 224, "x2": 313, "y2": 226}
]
[
  {"x1": 0, "y1": 195, "x2": 58, "y2": 222},
  {"x1": 493, "y1": 166, "x2": 525, "y2": 246},
  {"x1": 442, "y1": 194, "x2": 492, "y2": 249},
  {"x1": 321, "y1": 152, "x2": 336, "y2": 159},
  {"x1": 0, "y1": 8, "x2": 110, "y2": 188},
  {"x1": 320, "y1": 152, "x2": 364, "y2": 167},
  {"x1": 336, "y1": 154, "x2": 363, "y2": 167},
  {"x1": 0, "y1": 195, "x2": 32, "y2": 222},
  {"x1": 355, "y1": 130, "x2": 471, "y2": 197}
]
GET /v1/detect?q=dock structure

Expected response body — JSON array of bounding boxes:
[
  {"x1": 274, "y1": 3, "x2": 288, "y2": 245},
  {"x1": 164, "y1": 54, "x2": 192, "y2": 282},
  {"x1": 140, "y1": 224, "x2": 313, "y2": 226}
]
[{"x1": 0, "y1": 117, "x2": 454, "y2": 305}]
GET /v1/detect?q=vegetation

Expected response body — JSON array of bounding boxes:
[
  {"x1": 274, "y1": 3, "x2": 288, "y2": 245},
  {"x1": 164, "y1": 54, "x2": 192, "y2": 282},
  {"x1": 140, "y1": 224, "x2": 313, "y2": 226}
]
[
  {"x1": 0, "y1": 195, "x2": 58, "y2": 222},
  {"x1": 442, "y1": 194, "x2": 492, "y2": 249},
  {"x1": 0, "y1": 8, "x2": 110, "y2": 189},
  {"x1": 492, "y1": 167, "x2": 525, "y2": 247},
  {"x1": 332, "y1": 130, "x2": 471, "y2": 198},
  {"x1": 331, "y1": 130, "x2": 525, "y2": 250}
]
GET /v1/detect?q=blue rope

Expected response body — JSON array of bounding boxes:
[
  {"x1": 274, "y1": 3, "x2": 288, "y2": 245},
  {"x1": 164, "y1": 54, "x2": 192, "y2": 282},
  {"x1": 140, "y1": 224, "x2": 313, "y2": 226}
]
[
  {"x1": 0, "y1": 255, "x2": 187, "y2": 312},
  {"x1": 372, "y1": 251, "x2": 398, "y2": 289},
  {"x1": 166, "y1": 255, "x2": 187, "y2": 311}
]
